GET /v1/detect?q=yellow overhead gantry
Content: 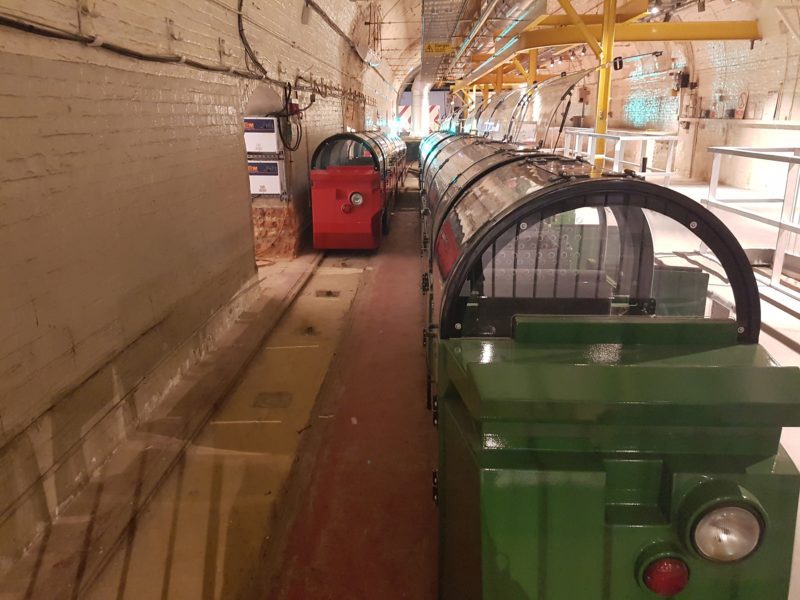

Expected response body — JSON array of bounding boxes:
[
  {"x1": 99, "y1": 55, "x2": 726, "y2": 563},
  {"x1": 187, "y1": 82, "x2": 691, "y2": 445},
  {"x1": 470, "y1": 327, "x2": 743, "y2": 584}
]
[
  {"x1": 454, "y1": 20, "x2": 761, "y2": 93},
  {"x1": 595, "y1": 0, "x2": 618, "y2": 166},
  {"x1": 450, "y1": 0, "x2": 761, "y2": 166},
  {"x1": 449, "y1": 0, "x2": 760, "y2": 167}
]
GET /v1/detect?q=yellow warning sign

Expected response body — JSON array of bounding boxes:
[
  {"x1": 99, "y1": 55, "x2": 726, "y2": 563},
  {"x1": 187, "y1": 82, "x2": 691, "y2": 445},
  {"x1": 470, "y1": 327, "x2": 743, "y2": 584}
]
[{"x1": 424, "y1": 42, "x2": 453, "y2": 55}]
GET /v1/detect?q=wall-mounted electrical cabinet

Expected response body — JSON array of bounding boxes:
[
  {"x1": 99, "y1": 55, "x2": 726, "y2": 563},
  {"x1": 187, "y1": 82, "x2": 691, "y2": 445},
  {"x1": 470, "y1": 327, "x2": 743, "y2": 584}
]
[
  {"x1": 244, "y1": 117, "x2": 281, "y2": 153},
  {"x1": 247, "y1": 160, "x2": 286, "y2": 196}
]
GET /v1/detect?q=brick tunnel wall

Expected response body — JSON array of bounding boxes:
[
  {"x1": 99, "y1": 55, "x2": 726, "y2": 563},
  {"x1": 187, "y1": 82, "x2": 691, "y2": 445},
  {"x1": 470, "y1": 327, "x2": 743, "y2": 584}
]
[{"x1": 0, "y1": 0, "x2": 396, "y2": 570}]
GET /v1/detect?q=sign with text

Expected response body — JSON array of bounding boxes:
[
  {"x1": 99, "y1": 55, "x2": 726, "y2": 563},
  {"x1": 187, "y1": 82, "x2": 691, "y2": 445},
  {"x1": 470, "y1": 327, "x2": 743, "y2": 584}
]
[{"x1": 424, "y1": 42, "x2": 453, "y2": 55}]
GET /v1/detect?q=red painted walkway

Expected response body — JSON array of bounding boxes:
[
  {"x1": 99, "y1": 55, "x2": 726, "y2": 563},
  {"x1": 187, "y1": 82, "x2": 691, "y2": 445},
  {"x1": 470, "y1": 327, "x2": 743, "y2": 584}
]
[{"x1": 270, "y1": 209, "x2": 438, "y2": 599}]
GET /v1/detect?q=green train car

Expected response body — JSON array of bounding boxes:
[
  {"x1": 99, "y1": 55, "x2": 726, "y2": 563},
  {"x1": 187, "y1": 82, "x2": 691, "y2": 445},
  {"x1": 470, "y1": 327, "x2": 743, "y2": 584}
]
[{"x1": 419, "y1": 133, "x2": 800, "y2": 599}]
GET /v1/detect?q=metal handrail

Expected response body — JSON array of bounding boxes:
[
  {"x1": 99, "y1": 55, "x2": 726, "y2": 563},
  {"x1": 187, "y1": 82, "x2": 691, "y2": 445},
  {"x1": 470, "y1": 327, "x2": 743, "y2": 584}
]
[
  {"x1": 705, "y1": 145, "x2": 800, "y2": 294},
  {"x1": 563, "y1": 127, "x2": 678, "y2": 183}
]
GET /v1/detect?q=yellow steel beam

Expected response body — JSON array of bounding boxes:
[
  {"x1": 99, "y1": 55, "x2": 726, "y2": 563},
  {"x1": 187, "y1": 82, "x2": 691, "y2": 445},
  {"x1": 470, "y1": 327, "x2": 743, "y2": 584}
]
[
  {"x1": 511, "y1": 57, "x2": 528, "y2": 78},
  {"x1": 466, "y1": 0, "x2": 647, "y2": 95},
  {"x1": 452, "y1": 73, "x2": 557, "y2": 90},
  {"x1": 542, "y1": 0, "x2": 646, "y2": 62},
  {"x1": 557, "y1": 0, "x2": 603, "y2": 56},
  {"x1": 619, "y1": 0, "x2": 647, "y2": 14},
  {"x1": 520, "y1": 21, "x2": 760, "y2": 48},
  {"x1": 471, "y1": 53, "x2": 493, "y2": 63},
  {"x1": 528, "y1": 49, "x2": 538, "y2": 85},
  {"x1": 454, "y1": 20, "x2": 760, "y2": 90},
  {"x1": 528, "y1": 0, "x2": 647, "y2": 28},
  {"x1": 453, "y1": 89, "x2": 467, "y2": 111},
  {"x1": 532, "y1": 13, "x2": 639, "y2": 26},
  {"x1": 489, "y1": 0, "x2": 642, "y2": 77},
  {"x1": 616, "y1": 0, "x2": 648, "y2": 24},
  {"x1": 594, "y1": 0, "x2": 617, "y2": 167},
  {"x1": 493, "y1": 13, "x2": 549, "y2": 41}
]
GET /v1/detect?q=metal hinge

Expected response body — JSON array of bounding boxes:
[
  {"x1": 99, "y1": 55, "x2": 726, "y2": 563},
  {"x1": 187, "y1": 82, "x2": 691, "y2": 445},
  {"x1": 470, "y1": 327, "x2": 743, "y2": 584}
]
[
  {"x1": 422, "y1": 323, "x2": 438, "y2": 347},
  {"x1": 432, "y1": 469, "x2": 439, "y2": 504},
  {"x1": 432, "y1": 396, "x2": 438, "y2": 428},
  {"x1": 421, "y1": 272, "x2": 430, "y2": 294}
]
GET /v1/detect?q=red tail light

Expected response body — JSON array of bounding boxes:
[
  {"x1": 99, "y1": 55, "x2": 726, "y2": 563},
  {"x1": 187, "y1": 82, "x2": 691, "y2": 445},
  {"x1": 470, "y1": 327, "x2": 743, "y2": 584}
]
[{"x1": 643, "y1": 558, "x2": 689, "y2": 597}]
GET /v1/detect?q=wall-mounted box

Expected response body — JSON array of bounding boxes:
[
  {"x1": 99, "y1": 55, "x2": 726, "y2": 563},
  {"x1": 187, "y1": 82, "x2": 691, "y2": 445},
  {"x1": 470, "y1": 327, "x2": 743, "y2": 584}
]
[
  {"x1": 248, "y1": 160, "x2": 286, "y2": 196},
  {"x1": 244, "y1": 117, "x2": 281, "y2": 153}
]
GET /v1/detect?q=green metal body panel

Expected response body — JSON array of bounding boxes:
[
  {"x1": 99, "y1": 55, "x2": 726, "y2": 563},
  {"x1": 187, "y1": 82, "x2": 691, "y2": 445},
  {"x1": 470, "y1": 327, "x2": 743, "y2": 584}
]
[{"x1": 437, "y1": 318, "x2": 800, "y2": 599}]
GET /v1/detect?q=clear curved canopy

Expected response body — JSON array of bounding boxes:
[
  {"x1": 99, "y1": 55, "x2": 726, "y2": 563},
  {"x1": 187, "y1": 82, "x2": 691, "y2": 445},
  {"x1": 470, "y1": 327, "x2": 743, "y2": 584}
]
[
  {"x1": 509, "y1": 68, "x2": 594, "y2": 148},
  {"x1": 311, "y1": 131, "x2": 405, "y2": 172},
  {"x1": 425, "y1": 140, "x2": 513, "y2": 218},
  {"x1": 431, "y1": 161, "x2": 760, "y2": 343},
  {"x1": 475, "y1": 88, "x2": 525, "y2": 139},
  {"x1": 469, "y1": 68, "x2": 595, "y2": 146},
  {"x1": 419, "y1": 131, "x2": 455, "y2": 171}
]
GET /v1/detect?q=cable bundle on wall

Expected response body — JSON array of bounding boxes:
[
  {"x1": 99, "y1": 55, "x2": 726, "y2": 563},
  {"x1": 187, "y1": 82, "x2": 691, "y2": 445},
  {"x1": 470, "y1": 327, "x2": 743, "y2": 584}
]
[
  {"x1": 0, "y1": 12, "x2": 264, "y2": 79},
  {"x1": 0, "y1": 7, "x2": 383, "y2": 111}
]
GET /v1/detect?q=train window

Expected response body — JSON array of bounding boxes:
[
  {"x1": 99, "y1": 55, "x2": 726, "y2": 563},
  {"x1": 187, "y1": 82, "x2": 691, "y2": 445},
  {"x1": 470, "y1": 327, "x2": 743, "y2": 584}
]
[
  {"x1": 312, "y1": 138, "x2": 380, "y2": 170},
  {"x1": 447, "y1": 205, "x2": 737, "y2": 338}
]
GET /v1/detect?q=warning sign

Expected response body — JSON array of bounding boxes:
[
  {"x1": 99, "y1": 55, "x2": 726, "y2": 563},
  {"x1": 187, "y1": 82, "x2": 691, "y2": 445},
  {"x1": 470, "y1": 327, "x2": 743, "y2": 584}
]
[{"x1": 424, "y1": 42, "x2": 453, "y2": 55}]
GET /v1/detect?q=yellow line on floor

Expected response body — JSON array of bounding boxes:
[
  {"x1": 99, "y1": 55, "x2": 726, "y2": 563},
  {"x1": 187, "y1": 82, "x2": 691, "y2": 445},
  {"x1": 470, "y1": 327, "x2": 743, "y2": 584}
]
[
  {"x1": 262, "y1": 344, "x2": 321, "y2": 350},
  {"x1": 209, "y1": 420, "x2": 284, "y2": 425}
]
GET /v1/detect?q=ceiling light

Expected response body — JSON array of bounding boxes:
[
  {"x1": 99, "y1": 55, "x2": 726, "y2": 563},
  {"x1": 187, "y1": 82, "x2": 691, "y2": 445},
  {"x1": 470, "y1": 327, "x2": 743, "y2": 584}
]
[
  {"x1": 570, "y1": 50, "x2": 577, "y2": 61},
  {"x1": 649, "y1": 0, "x2": 662, "y2": 14},
  {"x1": 581, "y1": 45, "x2": 587, "y2": 56}
]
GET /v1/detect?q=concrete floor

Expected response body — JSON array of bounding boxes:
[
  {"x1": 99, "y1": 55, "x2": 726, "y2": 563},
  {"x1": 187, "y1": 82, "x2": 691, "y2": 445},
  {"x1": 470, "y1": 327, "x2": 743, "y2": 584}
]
[
  {"x1": 82, "y1": 210, "x2": 436, "y2": 599},
  {"x1": 83, "y1": 255, "x2": 367, "y2": 599},
  {"x1": 265, "y1": 211, "x2": 437, "y2": 600},
  {"x1": 0, "y1": 253, "x2": 322, "y2": 600}
]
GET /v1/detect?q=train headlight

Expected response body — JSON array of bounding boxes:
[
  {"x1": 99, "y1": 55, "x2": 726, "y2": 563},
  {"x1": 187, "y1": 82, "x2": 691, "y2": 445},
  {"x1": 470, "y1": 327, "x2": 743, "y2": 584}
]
[
  {"x1": 693, "y1": 506, "x2": 762, "y2": 562},
  {"x1": 349, "y1": 192, "x2": 364, "y2": 206},
  {"x1": 677, "y1": 481, "x2": 766, "y2": 564}
]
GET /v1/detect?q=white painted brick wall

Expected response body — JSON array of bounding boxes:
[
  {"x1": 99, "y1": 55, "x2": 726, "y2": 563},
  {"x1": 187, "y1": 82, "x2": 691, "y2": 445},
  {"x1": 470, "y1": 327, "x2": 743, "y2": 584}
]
[
  {"x1": 682, "y1": 2, "x2": 800, "y2": 190},
  {"x1": 0, "y1": 0, "x2": 396, "y2": 566},
  {"x1": 558, "y1": 0, "x2": 800, "y2": 187}
]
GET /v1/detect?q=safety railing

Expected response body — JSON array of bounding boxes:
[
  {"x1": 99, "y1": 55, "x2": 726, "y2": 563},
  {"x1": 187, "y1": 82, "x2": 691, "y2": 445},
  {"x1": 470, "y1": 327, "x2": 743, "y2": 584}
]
[
  {"x1": 705, "y1": 146, "x2": 800, "y2": 294},
  {"x1": 563, "y1": 128, "x2": 678, "y2": 184}
]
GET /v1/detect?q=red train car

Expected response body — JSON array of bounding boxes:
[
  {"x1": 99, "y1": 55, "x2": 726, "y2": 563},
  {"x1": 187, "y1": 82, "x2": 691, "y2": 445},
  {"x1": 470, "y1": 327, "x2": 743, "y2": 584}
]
[{"x1": 311, "y1": 131, "x2": 406, "y2": 250}]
